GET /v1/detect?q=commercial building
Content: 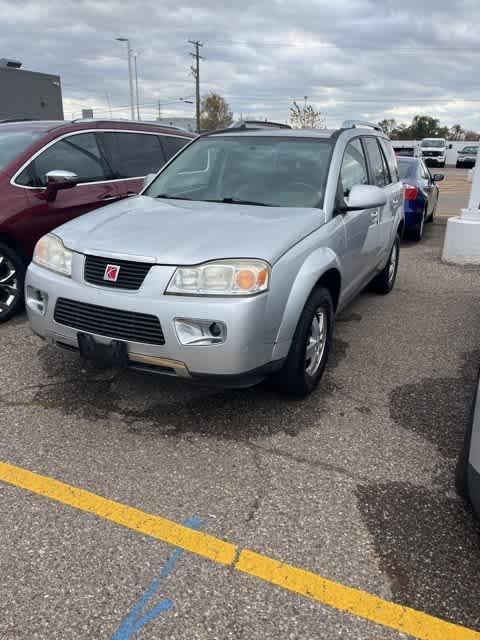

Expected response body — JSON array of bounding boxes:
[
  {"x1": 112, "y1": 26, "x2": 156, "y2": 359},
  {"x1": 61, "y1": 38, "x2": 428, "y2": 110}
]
[{"x1": 0, "y1": 58, "x2": 63, "y2": 120}]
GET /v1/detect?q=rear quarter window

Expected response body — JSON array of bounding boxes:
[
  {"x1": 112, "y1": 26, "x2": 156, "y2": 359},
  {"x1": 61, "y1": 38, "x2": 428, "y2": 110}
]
[
  {"x1": 160, "y1": 135, "x2": 190, "y2": 160},
  {"x1": 379, "y1": 138, "x2": 399, "y2": 182}
]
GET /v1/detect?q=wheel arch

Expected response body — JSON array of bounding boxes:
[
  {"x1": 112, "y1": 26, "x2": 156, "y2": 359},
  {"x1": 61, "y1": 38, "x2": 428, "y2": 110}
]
[
  {"x1": 272, "y1": 248, "x2": 342, "y2": 361},
  {"x1": 0, "y1": 231, "x2": 28, "y2": 264}
]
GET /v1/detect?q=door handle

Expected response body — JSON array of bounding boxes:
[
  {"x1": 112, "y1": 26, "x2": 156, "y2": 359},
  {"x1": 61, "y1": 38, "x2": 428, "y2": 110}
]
[
  {"x1": 102, "y1": 194, "x2": 116, "y2": 200},
  {"x1": 370, "y1": 209, "x2": 379, "y2": 223}
]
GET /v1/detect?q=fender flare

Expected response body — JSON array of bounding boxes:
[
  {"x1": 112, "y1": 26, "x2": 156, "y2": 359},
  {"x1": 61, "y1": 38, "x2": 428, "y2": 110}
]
[{"x1": 272, "y1": 247, "x2": 342, "y2": 360}]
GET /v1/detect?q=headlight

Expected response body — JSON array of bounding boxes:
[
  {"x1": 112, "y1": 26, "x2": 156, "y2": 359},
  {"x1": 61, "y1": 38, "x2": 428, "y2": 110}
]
[
  {"x1": 33, "y1": 234, "x2": 72, "y2": 277},
  {"x1": 166, "y1": 259, "x2": 270, "y2": 296}
]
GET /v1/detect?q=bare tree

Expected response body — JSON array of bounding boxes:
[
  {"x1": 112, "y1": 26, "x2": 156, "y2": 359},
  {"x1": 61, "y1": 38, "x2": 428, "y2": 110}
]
[
  {"x1": 449, "y1": 124, "x2": 465, "y2": 140},
  {"x1": 290, "y1": 100, "x2": 326, "y2": 129},
  {"x1": 378, "y1": 119, "x2": 397, "y2": 136}
]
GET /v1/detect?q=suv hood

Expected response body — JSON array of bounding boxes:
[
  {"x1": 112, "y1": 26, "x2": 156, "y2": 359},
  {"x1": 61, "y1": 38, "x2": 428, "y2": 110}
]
[{"x1": 55, "y1": 196, "x2": 325, "y2": 265}]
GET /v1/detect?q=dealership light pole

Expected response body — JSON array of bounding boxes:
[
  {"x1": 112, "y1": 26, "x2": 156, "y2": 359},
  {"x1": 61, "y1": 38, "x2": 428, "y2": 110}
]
[
  {"x1": 116, "y1": 37, "x2": 135, "y2": 120},
  {"x1": 133, "y1": 51, "x2": 141, "y2": 120},
  {"x1": 442, "y1": 154, "x2": 480, "y2": 264}
]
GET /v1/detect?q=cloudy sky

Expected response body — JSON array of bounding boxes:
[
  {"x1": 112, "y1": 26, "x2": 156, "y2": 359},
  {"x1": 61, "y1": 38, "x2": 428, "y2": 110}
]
[{"x1": 1, "y1": 0, "x2": 479, "y2": 130}]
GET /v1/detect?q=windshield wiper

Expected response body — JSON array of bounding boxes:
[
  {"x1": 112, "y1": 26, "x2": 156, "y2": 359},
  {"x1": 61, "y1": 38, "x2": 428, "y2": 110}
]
[
  {"x1": 205, "y1": 197, "x2": 272, "y2": 207},
  {"x1": 155, "y1": 193, "x2": 193, "y2": 201}
]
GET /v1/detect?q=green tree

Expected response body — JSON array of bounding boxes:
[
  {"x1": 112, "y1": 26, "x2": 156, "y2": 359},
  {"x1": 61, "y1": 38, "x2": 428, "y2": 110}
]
[
  {"x1": 200, "y1": 93, "x2": 233, "y2": 130},
  {"x1": 408, "y1": 115, "x2": 448, "y2": 140},
  {"x1": 290, "y1": 100, "x2": 326, "y2": 129}
]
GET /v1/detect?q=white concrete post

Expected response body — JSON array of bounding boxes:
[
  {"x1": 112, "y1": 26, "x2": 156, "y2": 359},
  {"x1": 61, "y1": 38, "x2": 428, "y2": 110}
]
[{"x1": 442, "y1": 156, "x2": 480, "y2": 264}]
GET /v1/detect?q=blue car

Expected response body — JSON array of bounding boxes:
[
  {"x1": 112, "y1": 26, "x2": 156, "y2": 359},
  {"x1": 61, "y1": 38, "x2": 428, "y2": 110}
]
[{"x1": 397, "y1": 157, "x2": 444, "y2": 241}]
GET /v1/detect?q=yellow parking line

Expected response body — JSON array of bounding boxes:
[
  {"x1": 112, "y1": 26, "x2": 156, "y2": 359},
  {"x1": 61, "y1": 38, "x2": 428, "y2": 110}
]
[{"x1": 1, "y1": 460, "x2": 479, "y2": 640}]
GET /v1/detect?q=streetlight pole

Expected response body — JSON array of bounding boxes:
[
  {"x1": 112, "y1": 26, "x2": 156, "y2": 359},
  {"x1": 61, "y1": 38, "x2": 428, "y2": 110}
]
[
  {"x1": 116, "y1": 37, "x2": 135, "y2": 120},
  {"x1": 133, "y1": 52, "x2": 141, "y2": 120}
]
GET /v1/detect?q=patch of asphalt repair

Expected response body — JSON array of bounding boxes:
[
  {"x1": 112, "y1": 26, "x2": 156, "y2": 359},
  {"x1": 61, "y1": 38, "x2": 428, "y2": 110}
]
[{"x1": 356, "y1": 348, "x2": 480, "y2": 630}]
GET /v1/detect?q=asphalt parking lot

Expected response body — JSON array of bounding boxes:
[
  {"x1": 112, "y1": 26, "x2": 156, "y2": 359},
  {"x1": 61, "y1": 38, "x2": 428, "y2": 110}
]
[{"x1": 1, "y1": 177, "x2": 480, "y2": 639}]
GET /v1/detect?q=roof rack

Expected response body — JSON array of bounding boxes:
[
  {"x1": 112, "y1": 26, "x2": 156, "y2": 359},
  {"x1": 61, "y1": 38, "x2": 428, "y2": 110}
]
[
  {"x1": 341, "y1": 119, "x2": 382, "y2": 132},
  {"x1": 0, "y1": 118, "x2": 35, "y2": 123},
  {"x1": 229, "y1": 119, "x2": 291, "y2": 130},
  {"x1": 70, "y1": 118, "x2": 186, "y2": 131}
]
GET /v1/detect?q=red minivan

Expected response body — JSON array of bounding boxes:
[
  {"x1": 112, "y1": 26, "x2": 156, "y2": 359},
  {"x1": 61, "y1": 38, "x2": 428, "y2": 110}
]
[{"x1": 0, "y1": 119, "x2": 194, "y2": 322}]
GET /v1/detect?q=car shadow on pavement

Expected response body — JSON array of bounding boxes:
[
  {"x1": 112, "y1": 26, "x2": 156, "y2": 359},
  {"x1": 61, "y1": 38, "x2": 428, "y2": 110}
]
[{"x1": 27, "y1": 339, "x2": 348, "y2": 441}]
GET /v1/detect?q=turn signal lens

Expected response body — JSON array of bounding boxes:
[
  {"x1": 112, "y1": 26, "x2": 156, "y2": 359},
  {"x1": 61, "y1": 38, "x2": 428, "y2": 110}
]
[{"x1": 236, "y1": 269, "x2": 256, "y2": 291}]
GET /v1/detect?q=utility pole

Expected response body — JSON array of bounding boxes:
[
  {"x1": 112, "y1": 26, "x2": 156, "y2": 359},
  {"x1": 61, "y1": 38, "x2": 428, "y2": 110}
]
[{"x1": 189, "y1": 40, "x2": 204, "y2": 133}]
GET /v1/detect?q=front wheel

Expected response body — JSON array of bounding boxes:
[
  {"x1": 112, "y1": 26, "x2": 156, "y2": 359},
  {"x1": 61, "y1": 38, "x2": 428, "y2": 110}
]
[
  {"x1": 273, "y1": 286, "x2": 333, "y2": 396},
  {"x1": 369, "y1": 235, "x2": 400, "y2": 295},
  {"x1": 0, "y1": 242, "x2": 25, "y2": 323}
]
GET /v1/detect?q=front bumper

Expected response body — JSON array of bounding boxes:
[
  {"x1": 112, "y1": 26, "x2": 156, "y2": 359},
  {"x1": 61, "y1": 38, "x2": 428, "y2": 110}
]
[
  {"x1": 422, "y1": 156, "x2": 445, "y2": 165},
  {"x1": 26, "y1": 258, "x2": 282, "y2": 385}
]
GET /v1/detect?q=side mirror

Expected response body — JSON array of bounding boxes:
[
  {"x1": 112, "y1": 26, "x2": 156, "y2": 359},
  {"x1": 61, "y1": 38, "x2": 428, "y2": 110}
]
[
  {"x1": 142, "y1": 173, "x2": 156, "y2": 190},
  {"x1": 449, "y1": 144, "x2": 453, "y2": 149},
  {"x1": 343, "y1": 184, "x2": 387, "y2": 211},
  {"x1": 45, "y1": 170, "x2": 78, "y2": 202},
  {"x1": 432, "y1": 174, "x2": 444, "y2": 182}
]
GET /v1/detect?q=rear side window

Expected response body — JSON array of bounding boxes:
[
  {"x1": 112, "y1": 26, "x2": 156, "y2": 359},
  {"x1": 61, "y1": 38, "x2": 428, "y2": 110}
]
[
  {"x1": 364, "y1": 137, "x2": 388, "y2": 187},
  {"x1": 340, "y1": 138, "x2": 369, "y2": 197},
  {"x1": 379, "y1": 139, "x2": 399, "y2": 182},
  {"x1": 29, "y1": 133, "x2": 110, "y2": 187},
  {"x1": 103, "y1": 132, "x2": 166, "y2": 178},
  {"x1": 161, "y1": 136, "x2": 189, "y2": 160}
]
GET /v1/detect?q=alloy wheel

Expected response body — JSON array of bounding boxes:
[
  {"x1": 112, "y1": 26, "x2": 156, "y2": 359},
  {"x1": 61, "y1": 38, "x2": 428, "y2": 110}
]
[
  {"x1": 388, "y1": 242, "x2": 398, "y2": 286},
  {"x1": 305, "y1": 307, "x2": 327, "y2": 377},
  {"x1": 0, "y1": 254, "x2": 19, "y2": 316}
]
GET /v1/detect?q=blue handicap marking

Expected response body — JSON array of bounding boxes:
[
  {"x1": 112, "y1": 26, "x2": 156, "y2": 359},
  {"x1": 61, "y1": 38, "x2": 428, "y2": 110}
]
[{"x1": 112, "y1": 516, "x2": 202, "y2": 639}]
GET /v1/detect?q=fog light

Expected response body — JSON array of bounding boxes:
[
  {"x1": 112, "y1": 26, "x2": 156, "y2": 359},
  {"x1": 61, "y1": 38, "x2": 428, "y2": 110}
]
[
  {"x1": 174, "y1": 318, "x2": 226, "y2": 345},
  {"x1": 26, "y1": 286, "x2": 48, "y2": 315}
]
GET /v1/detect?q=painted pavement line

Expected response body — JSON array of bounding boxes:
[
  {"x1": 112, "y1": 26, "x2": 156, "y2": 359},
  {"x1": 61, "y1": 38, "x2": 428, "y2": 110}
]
[{"x1": 1, "y1": 459, "x2": 479, "y2": 640}]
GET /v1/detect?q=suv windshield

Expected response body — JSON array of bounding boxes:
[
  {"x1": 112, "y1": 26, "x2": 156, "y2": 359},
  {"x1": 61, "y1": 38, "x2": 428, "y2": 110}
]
[
  {"x1": 145, "y1": 136, "x2": 333, "y2": 208},
  {"x1": 421, "y1": 139, "x2": 445, "y2": 148},
  {"x1": 0, "y1": 129, "x2": 43, "y2": 171},
  {"x1": 461, "y1": 146, "x2": 478, "y2": 154}
]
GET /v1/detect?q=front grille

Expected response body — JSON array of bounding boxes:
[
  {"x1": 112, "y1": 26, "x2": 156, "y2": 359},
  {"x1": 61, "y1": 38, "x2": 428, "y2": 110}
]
[
  {"x1": 84, "y1": 255, "x2": 153, "y2": 290},
  {"x1": 423, "y1": 151, "x2": 442, "y2": 157},
  {"x1": 54, "y1": 298, "x2": 165, "y2": 345}
]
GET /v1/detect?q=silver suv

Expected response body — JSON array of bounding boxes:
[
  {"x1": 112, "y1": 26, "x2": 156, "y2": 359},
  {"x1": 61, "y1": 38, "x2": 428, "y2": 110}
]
[{"x1": 25, "y1": 120, "x2": 404, "y2": 395}]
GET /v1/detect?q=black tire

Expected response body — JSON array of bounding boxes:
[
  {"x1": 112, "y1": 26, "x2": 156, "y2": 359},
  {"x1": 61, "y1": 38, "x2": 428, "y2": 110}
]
[
  {"x1": 456, "y1": 162, "x2": 462, "y2": 169},
  {"x1": 411, "y1": 208, "x2": 426, "y2": 241},
  {"x1": 0, "y1": 242, "x2": 26, "y2": 323},
  {"x1": 369, "y1": 234, "x2": 400, "y2": 295},
  {"x1": 456, "y1": 369, "x2": 479, "y2": 499},
  {"x1": 439, "y1": 162, "x2": 446, "y2": 168},
  {"x1": 273, "y1": 286, "x2": 334, "y2": 396},
  {"x1": 427, "y1": 204, "x2": 435, "y2": 223}
]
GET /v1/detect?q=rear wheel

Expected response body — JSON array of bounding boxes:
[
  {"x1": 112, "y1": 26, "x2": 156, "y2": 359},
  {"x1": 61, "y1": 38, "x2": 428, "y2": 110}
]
[
  {"x1": 412, "y1": 208, "x2": 426, "y2": 241},
  {"x1": 0, "y1": 242, "x2": 25, "y2": 323},
  {"x1": 273, "y1": 286, "x2": 333, "y2": 396},
  {"x1": 370, "y1": 235, "x2": 400, "y2": 295}
]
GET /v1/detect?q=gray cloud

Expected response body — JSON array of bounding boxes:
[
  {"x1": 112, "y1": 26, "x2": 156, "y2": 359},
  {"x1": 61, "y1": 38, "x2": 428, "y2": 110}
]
[{"x1": 1, "y1": 0, "x2": 480, "y2": 129}]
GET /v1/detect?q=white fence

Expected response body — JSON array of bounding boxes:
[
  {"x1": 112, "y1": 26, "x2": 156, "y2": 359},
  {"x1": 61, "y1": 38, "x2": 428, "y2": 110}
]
[{"x1": 391, "y1": 140, "x2": 476, "y2": 166}]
